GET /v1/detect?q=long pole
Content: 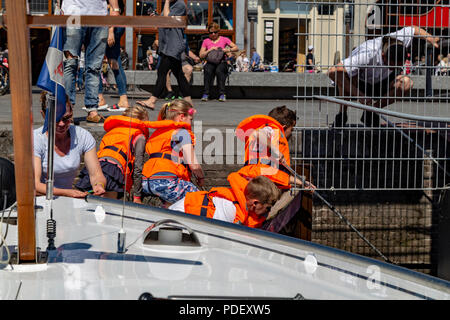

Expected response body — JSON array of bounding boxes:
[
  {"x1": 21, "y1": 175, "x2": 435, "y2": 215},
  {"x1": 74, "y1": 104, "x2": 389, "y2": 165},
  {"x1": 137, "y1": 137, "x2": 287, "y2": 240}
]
[
  {"x1": 46, "y1": 95, "x2": 56, "y2": 201},
  {"x1": 4, "y1": 0, "x2": 36, "y2": 262},
  {"x1": 281, "y1": 160, "x2": 392, "y2": 263}
]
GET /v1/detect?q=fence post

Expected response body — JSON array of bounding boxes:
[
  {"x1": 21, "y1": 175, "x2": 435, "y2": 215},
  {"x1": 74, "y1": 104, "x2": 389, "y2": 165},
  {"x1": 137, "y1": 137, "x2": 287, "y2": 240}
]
[{"x1": 437, "y1": 188, "x2": 450, "y2": 281}]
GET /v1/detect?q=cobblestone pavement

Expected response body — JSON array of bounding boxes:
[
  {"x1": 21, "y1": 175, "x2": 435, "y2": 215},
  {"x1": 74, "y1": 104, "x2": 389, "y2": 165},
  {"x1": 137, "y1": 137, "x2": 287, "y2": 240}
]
[{"x1": 0, "y1": 88, "x2": 448, "y2": 132}]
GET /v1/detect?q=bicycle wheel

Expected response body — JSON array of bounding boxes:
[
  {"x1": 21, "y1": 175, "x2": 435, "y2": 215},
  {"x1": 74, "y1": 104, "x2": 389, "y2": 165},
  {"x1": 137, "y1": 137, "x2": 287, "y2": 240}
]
[{"x1": 0, "y1": 65, "x2": 9, "y2": 95}]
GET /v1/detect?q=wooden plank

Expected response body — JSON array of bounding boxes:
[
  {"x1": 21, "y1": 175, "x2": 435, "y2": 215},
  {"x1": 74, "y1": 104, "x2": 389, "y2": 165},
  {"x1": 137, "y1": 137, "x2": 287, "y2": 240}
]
[
  {"x1": 5, "y1": 0, "x2": 36, "y2": 262},
  {"x1": 27, "y1": 15, "x2": 186, "y2": 28}
]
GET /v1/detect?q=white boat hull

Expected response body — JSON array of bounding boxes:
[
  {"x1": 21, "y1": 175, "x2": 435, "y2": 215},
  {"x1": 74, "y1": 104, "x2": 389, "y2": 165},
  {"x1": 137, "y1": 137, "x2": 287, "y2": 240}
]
[{"x1": 1, "y1": 196, "x2": 449, "y2": 300}]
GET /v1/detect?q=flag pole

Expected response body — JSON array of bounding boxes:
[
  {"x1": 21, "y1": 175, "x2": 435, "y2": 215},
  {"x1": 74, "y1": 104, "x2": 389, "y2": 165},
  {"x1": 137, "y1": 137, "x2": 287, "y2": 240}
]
[
  {"x1": 45, "y1": 17, "x2": 60, "y2": 251},
  {"x1": 45, "y1": 91, "x2": 57, "y2": 251}
]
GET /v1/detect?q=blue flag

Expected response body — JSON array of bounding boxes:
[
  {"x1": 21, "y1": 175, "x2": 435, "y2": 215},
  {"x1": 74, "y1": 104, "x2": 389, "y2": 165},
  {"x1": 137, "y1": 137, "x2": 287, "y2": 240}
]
[{"x1": 37, "y1": 27, "x2": 66, "y2": 133}]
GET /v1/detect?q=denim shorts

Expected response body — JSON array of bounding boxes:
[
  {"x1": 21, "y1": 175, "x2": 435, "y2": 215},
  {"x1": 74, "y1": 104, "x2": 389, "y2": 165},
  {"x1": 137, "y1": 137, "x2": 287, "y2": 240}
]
[{"x1": 142, "y1": 177, "x2": 199, "y2": 204}]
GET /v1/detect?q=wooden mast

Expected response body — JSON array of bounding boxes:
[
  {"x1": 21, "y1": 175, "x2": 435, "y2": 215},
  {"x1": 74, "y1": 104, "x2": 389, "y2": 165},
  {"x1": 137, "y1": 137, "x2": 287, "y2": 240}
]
[
  {"x1": 4, "y1": 0, "x2": 36, "y2": 262},
  {"x1": 2, "y1": 1, "x2": 186, "y2": 264}
]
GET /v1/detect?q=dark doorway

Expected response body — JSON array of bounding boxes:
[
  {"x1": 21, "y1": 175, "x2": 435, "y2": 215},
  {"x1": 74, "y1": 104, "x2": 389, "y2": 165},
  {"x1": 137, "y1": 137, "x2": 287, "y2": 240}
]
[
  {"x1": 278, "y1": 18, "x2": 306, "y2": 72},
  {"x1": 30, "y1": 28, "x2": 51, "y2": 85}
]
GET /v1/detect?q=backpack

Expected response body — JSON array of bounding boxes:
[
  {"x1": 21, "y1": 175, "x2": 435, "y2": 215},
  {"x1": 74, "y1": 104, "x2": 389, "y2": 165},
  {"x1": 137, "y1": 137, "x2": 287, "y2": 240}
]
[{"x1": 206, "y1": 48, "x2": 225, "y2": 65}]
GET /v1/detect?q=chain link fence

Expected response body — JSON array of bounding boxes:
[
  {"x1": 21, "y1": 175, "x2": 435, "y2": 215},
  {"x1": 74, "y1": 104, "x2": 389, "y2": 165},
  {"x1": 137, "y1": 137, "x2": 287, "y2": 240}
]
[{"x1": 289, "y1": 0, "x2": 449, "y2": 276}]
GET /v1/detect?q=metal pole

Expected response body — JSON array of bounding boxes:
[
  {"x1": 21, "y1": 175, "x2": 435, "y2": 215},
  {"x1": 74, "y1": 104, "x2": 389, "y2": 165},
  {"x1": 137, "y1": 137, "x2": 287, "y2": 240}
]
[
  {"x1": 426, "y1": 45, "x2": 433, "y2": 97},
  {"x1": 280, "y1": 160, "x2": 392, "y2": 263},
  {"x1": 45, "y1": 94, "x2": 56, "y2": 201}
]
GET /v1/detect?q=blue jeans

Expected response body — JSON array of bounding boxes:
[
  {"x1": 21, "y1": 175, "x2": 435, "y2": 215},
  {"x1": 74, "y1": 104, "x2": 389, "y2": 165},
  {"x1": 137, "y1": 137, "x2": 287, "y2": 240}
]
[
  {"x1": 98, "y1": 55, "x2": 127, "y2": 96},
  {"x1": 63, "y1": 26, "x2": 108, "y2": 111}
]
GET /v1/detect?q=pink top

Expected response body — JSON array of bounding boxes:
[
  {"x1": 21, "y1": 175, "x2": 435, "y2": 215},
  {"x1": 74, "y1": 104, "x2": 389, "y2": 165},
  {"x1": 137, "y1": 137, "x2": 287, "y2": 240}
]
[{"x1": 201, "y1": 36, "x2": 232, "y2": 51}]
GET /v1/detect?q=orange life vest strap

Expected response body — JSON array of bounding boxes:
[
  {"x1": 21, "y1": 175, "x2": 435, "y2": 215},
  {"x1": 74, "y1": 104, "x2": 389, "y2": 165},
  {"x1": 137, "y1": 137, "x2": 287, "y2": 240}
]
[
  {"x1": 103, "y1": 145, "x2": 133, "y2": 172},
  {"x1": 244, "y1": 159, "x2": 291, "y2": 175},
  {"x1": 200, "y1": 193, "x2": 210, "y2": 217},
  {"x1": 199, "y1": 192, "x2": 239, "y2": 217},
  {"x1": 148, "y1": 152, "x2": 188, "y2": 169}
]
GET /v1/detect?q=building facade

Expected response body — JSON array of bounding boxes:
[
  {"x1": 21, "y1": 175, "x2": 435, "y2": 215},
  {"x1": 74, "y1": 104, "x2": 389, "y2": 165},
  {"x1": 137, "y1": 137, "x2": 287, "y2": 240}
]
[
  {"x1": 0, "y1": 0, "x2": 356, "y2": 77},
  {"x1": 130, "y1": 0, "x2": 239, "y2": 69},
  {"x1": 255, "y1": 0, "x2": 347, "y2": 72}
]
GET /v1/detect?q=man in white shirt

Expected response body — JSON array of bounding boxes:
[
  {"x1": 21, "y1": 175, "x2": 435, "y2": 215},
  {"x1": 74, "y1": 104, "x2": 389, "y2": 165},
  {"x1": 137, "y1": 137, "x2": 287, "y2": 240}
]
[
  {"x1": 327, "y1": 26, "x2": 439, "y2": 127},
  {"x1": 62, "y1": 0, "x2": 120, "y2": 123}
]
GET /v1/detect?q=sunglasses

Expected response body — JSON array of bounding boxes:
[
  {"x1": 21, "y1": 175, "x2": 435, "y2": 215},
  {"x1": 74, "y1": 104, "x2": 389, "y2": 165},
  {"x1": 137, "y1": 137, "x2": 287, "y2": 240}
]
[
  {"x1": 209, "y1": 31, "x2": 219, "y2": 34},
  {"x1": 60, "y1": 114, "x2": 73, "y2": 123}
]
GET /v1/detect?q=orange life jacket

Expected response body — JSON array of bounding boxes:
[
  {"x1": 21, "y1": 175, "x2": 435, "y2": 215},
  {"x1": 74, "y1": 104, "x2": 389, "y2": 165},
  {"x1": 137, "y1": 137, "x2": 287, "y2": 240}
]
[
  {"x1": 183, "y1": 187, "x2": 244, "y2": 224},
  {"x1": 227, "y1": 171, "x2": 267, "y2": 228},
  {"x1": 183, "y1": 173, "x2": 267, "y2": 228},
  {"x1": 98, "y1": 115, "x2": 149, "y2": 192},
  {"x1": 236, "y1": 115, "x2": 291, "y2": 189},
  {"x1": 142, "y1": 120, "x2": 195, "y2": 181}
]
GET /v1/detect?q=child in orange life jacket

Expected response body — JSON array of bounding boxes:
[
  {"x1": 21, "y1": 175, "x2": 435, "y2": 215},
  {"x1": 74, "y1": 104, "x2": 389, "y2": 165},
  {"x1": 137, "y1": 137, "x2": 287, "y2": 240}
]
[
  {"x1": 75, "y1": 105, "x2": 149, "y2": 200},
  {"x1": 233, "y1": 106, "x2": 315, "y2": 220},
  {"x1": 142, "y1": 100, "x2": 205, "y2": 205},
  {"x1": 169, "y1": 175, "x2": 280, "y2": 228},
  {"x1": 235, "y1": 106, "x2": 314, "y2": 189}
]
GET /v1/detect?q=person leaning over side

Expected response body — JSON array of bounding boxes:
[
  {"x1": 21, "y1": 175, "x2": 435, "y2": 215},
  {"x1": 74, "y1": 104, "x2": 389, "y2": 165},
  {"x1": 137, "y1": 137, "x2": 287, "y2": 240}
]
[
  {"x1": 231, "y1": 106, "x2": 315, "y2": 226},
  {"x1": 34, "y1": 92, "x2": 106, "y2": 198},
  {"x1": 141, "y1": 100, "x2": 204, "y2": 207},
  {"x1": 62, "y1": 0, "x2": 121, "y2": 123},
  {"x1": 169, "y1": 175, "x2": 280, "y2": 229},
  {"x1": 327, "y1": 25, "x2": 439, "y2": 127},
  {"x1": 136, "y1": 0, "x2": 192, "y2": 110},
  {"x1": 199, "y1": 22, "x2": 238, "y2": 102}
]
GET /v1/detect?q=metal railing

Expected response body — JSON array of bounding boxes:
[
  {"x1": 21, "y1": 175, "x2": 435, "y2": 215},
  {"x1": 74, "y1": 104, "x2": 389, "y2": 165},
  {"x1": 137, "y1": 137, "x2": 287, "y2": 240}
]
[
  {"x1": 290, "y1": 0, "x2": 449, "y2": 192},
  {"x1": 288, "y1": 0, "x2": 449, "y2": 275}
]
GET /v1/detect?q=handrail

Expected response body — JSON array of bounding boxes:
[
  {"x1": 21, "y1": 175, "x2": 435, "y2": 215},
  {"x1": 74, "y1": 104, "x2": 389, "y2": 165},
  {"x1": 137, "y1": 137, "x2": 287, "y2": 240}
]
[
  {"x1": 0, "y1": 13, "x2": 187, "y2": 28},
  {"x1": 27, "y1": 15, "x2": 186, "y2": 28},
  {"x1": 315, "y1": 95, "x2": 450, "y2": 123}
]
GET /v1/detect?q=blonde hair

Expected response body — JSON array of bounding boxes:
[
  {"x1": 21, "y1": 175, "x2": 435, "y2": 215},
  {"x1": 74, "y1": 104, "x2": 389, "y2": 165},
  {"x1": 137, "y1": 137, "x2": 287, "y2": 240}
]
[
  {"x1": 122, "y1": 105, "x2": 148, "y2": 121},
  {"x1": 158, "y1": 100, "x2": 193, "y2": 121},
  {"x1": 244, "y1": 176, "x2": 280, "y2": 206}
]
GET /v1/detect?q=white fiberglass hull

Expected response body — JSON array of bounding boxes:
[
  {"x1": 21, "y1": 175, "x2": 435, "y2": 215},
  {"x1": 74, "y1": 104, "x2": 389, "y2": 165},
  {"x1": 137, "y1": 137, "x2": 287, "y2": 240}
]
[{"x1": 1, "y1": 196, "x2": 449, "y2": 300}]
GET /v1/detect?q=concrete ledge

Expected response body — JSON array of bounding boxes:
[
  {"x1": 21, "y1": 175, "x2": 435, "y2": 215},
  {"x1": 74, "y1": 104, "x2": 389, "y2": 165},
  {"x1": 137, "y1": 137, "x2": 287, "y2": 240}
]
[
  {"x1": 125, "y1": 71, "x2": 450, "y2": 89},
  {"x1": 125, "y1": 70, "x2": 333, "y2": 87},
  {"x1": 124, "y1": 71, "x2": 450, "y2": 99}
]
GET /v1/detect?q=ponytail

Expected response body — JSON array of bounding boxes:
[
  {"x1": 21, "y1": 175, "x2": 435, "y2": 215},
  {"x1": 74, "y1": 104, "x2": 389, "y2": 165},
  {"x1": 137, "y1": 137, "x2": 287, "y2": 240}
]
[{"x1": 157, "y1": 100, "x2": 194, "y2": 121}]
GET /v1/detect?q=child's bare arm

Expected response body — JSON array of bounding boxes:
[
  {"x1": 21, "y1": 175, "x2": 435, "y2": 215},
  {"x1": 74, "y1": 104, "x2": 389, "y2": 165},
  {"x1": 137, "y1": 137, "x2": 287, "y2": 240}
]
[{"x1": 182, "y1": 144, "x2": 205, "y2": 186}]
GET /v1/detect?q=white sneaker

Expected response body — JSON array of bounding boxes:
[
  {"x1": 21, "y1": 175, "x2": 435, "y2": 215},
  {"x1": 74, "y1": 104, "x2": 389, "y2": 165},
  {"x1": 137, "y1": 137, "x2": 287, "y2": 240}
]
[{"x1": 97, "y1": 104, "x2": 109, "y2": 111}]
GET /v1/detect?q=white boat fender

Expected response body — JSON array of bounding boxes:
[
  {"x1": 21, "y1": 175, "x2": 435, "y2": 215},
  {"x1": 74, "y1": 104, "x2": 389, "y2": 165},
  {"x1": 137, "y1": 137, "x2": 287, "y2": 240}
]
[
  {"x1": 304, "y1": 254, "x2": 318, "y2": 274},
  {"x1": 94, "y1": 204, "x2": 106, "y2": 223}
]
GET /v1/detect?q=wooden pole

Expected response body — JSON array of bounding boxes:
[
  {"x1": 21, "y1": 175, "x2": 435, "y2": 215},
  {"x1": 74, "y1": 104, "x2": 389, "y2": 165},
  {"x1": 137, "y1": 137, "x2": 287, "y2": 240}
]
[{"x1": 5, "y1": 0, "x2": 36, "y2": 262}]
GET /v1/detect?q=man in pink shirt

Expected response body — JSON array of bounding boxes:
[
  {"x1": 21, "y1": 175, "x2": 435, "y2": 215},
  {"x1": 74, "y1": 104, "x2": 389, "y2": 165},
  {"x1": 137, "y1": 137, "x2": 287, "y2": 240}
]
[{"x1": 199, "y1": 22, "x2": 238, "y2": 102}]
